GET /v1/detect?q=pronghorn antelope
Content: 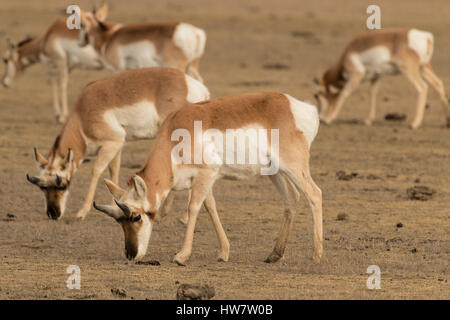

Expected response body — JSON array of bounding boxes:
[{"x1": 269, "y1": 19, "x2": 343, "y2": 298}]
[
  {"x1": 2, "y1": 8, "x2": 107, "y2": 123},
  {"x1": 313, "y1": 28, "x2": 450, "y2": 129},
  {"x1": 26, "y1": 67, "x2": 209, "y2": 220},
  {"x1": 78, "y1": 2, "x2": 206, "y2": 82},
  {"x1": 93, "y1": 92, "x2": 323, "y2": 264}
]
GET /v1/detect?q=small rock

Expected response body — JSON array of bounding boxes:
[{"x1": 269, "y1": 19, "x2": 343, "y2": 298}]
[
  {"x1": 396, "y1": 222, "x2": 403, "y2": 228},
  {"x1": 262, "y1": 63, "x2": 290, "y2": 70},
  {"x1": 111, "y1": 288, "x2": 127, "y2": 298},
  {"x1": 406, "y1": 186, "x2": 436, "y2": 201},
  {"x1": 411, "y1": 248, "x2": 417, "y2": 253},
  {"x1": 135, "y1": 260, "x2": 160, "y2": 266},
  {"x1": 336, "y1": 171, "x2": 358, "y2": 181},
  {"x1": 176, "y1": 284, "x2": 215, "y2": 300},
  {"x1": 384, "y1": 113, "x2": 406, "y2": 121},
  {"x1": 337, "y1": 213, "x2": 348, "y2": 221}
]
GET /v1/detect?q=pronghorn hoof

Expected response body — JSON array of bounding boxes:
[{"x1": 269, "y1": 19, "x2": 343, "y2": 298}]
[
  {"x1": 177, "y1": 217, "x2": 188, "y2": 225},
  {"x1": 319, "y1": 119, "x2": 331, "y2": 125},
  {"x1": 217, "y1": 255, "x2": 229, "y2": 262},
  {"x1": 364, "y1": 119, "x2": 373, "y2": 126},
  {"x1": 409, "y1": 122, "x2": 420, "y2": 130},
  {"x1": 264, "y1": 252, "x2": 282, "y2": 263},
  {"x1": 173, "y1": 258, "x2": 187, "y2": 266}
]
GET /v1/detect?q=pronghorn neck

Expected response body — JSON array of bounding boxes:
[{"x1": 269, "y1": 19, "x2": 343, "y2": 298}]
[
  {"x1": 92, "y1": 22, "x2": 118, "y2": 52},
  {"x1": 323, "y1": 60, "x2": 345, "y2": 92},
  {"x1": 48, "y1": 115, "x2": 87, "y2": 172},
  {"x1": 137, "y1": 134, "x2": 174, "y2": 213},
  {"x1": 16, "y1": 36, "x2": 42, "y2": 71}
]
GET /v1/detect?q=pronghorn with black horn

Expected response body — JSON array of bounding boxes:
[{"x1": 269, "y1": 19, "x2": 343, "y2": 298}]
[
  {"x1": 313, "y1": 28, "x2": 450, "y2": 129},
  {"x1": 2, "y1": 5, "x2": 108, "y2": 123},
  {"x1": 78, "y1": 2, "x2": 206, "y2": 82},
  {"x1": 26, "y1": 67, "x2": 209, "y2": 220},
  {"x1": 94, "y1": 92, "x2": 323, "y2": 264}
]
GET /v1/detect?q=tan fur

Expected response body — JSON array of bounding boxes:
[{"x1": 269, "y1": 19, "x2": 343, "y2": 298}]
[
  {"x1": 2, "y1": 15, "x2": 103, "y2": 123},
  {"x1": 315, "y1": 28, "x2": 450, "y2": 129},
  {"x1": 27, "y1": 67, "x2": 209, "y2": 220},
  {"x1": 80, "y1": 7, "x2": 205, "y2": 82},
  {"x1": 97, "y1": 92, "x2": 323, "y2": 264}
]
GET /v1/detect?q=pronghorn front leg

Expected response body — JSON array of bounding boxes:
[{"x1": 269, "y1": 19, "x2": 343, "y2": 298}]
[
  {"x1": 173, "y1": 170, "x2": 217, "y2": 265},
  {"x1": 203, "y1": 191, "x2": 230, "y2": 262},
  {"x1": 321, "y1": 73, "x2": 363, "y2": 124},
  {"x1": 77, "y1": 141, "x2": 124, "y2": 220}
]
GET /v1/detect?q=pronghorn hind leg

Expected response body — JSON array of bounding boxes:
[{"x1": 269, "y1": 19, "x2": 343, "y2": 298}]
[
  {"x1": 421, "y1": 63, "x2": 450, "y2": 127},
  {"x1": 365, "y1": 77, "x2": 380, "y2": 126},
  {"x1": 59, "y1": 63, "x2": 70, "y2": 123},
  {"x1": 76, "y1": 141, "x2": 124, "y2": 220},
  {"x1": 265, "y1": 174, "x2": 299, "y2": 263},
  {"x1": 49, "y1": 70, "x2": 62, "y2": 122},
  {"x1": 186, "y1": 58, "x2": 203, "y2": 83},
  {"x1": 397, "y1": 56, "x2": 429, "y2": 129},
  {"x1": 178, "y1": 190, "x2": 190, "y2": 225},
  {"x1": 281, "y1": 144, "x2": 323, "y2": 262},
  {"x1": 203, "y1": 190, "x2": 230, "y2": 262},
  {"x1": 173, "y1": 170, "x2": 217, "y2": 266}
]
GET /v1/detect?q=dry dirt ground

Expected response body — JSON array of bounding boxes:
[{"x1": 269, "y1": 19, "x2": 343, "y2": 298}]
[{"x1": 0, "y1": 0, "x2": 449, "y2": 300}]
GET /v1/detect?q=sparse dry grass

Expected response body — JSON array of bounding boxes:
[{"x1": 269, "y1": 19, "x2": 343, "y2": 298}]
[{"x1": 0, "y1": 0, "x2": 449, "y2": 299}]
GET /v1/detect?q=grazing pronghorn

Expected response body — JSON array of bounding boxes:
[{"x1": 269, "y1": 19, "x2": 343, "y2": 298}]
[
  {"x1": 93, "y1": 92, "x2": 323, "y2": 265},
  {"x1": 313, "y1": 28, "x2": 450, "y2": 129},
  {"x1": 1, "y1": 8, "x2": 107, "y2": 123},
  {"x1": 26, "y1": 67, "x2": 209, "y2": 220},
  {"x1": 78, "y1": 2, "x2": 206, "y2": 82}
]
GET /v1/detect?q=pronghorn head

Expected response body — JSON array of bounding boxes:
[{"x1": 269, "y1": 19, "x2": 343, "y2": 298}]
[
  {"x1": 26, "y1": 147, "x2": 74, "y2": 220},
  {"x1": 2, "y1": 38, "x2": 19, "y2": 88},
  {"x1": 312, "y1": 76, "x2": 340, "y2": 117},
  {"x1": 94, "y1": 175, "x2": 155, "y2": 260},
  {"x1": 2, "y1": 36, "x2": 35, "y2": 88},
  {"x1": 78, "y1": 1, "x2": 109, "y2": 48}
]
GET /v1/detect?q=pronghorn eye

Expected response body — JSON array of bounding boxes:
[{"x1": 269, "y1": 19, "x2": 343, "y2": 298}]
[{"x1": 131, "y1": 215, "x2": 141, "y2": 222}]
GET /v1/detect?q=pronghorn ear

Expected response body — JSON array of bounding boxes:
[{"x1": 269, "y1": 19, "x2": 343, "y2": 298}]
[
  {"x1": 131, "y1": 175, "x2": 147, "y2": 200},
  {"x1": 104, "y1": 179, "x2": 126, "y2": 199},
  {"x1": 95, "y1": 1, "x2": 108, "y2": 22},
  {"x1": 33, "y1": 147, "x2": 48, "y2": 168}
]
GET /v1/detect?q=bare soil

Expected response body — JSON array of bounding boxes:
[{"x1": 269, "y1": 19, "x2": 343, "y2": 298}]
[{"x1": 0, "y1": 0, "x2": 449, "y2": 299}]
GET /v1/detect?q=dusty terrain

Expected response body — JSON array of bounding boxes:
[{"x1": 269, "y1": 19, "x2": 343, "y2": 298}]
[{"x1": 0, "y1": 0, "x2": 449, "y2": 299}]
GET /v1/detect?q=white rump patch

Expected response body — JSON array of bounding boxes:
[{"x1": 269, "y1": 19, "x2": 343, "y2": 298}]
[
  {"x1": 173, "y1": 23, "x2": 206, "y2": 62},
  {"x1": 408, "y1": 29, "x2": 434, "y2": 64},
  {"x1": 284, "y1": 94, "x2": 319, "y2": 149},
  {"x1": 185, "y1": 74, "x2": 210, "y2": 102}
]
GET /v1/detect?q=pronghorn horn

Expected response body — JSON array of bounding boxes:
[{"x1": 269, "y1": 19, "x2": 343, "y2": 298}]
[
  {"x1": 115, "y1": 199, "x2": 131, "y2": 217},
  {"x1": 93, "y1": 202, "x2": 123, "y2": 220}
]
